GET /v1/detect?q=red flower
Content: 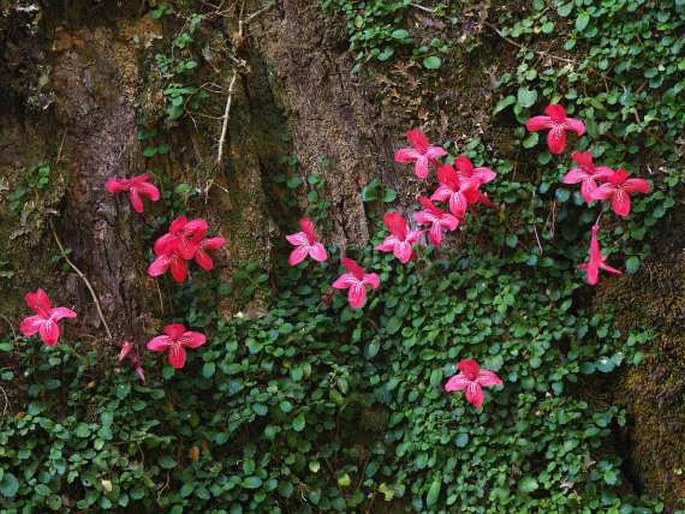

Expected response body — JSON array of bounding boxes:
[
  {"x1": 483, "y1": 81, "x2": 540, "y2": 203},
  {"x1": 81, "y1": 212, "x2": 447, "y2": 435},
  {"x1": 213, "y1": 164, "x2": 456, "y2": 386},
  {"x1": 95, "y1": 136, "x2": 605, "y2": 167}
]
[
  {"x1": 453, "y1": 155, "x2": 498, "y2": 209},
  {"x1": 374, "y1": 211, "x2": 423, "y2": 264},
  {"x1": 525, "y1": 104, "x2": 586, "y2": 154},
  {"x1": 394, "y1": 129, "x2": 447, "y2": 179},
  {"x1": 105, "y1": 174, "x2": 160, "y2": 213},
  {"x1": 430, "y1": 164, "x2": 480, "y2": 218},
  {"x1": 285, "y1": 217, "x2": 328, "y2": 266},
  {"x1": 578, "y1": 224, "x2": 622, "y2": 286},
  {"x1": 590, "y1": 168, "x2": 651, "y2": 217},
  {"x1": 414, "y1": 197, "x2": 460, "y2": 248},
  {"x1": 562, "y1": 151, "x2": 614, "y2": 204},
  {"x1": 146, "y1": 323, "x2": 207, "y2": 369},
  {"x1": 331, "y1": 257, "x2": 380, "y2": 309},
  {"x1": 19, "y1": 288, "x2": 77, "y2": 346},
  {"x1": 147, "y1": 216, "x2": 225, "y2": 282},
  {"x1": 444, "y1": 359, "x2": 502, "y2": 408}
]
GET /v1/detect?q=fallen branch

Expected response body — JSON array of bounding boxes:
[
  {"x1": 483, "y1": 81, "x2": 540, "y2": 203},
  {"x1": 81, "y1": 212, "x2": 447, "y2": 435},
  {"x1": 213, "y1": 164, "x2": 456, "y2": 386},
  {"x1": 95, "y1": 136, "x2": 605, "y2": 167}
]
[
  {"x1": 215, "y1": 71, "x2": 239, "y2": 166},
  {"x1": 51, "y1": 224, "x2": 113, "y2": 341}
]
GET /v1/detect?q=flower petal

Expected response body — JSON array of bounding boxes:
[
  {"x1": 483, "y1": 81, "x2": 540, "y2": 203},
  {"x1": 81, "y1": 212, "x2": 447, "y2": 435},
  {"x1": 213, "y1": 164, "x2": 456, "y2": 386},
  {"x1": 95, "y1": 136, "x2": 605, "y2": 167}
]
[
  {"x1": 476, "y1": 370, "x2": 503, "y2": 387},
  {"x1": 50, "y1": 307, "x2": 77, "y2": 322},
  {"x1": 194, "y1": 249, "x2": 214, "y2": 270},
  {"x1": 288, "y1": 245, "x2": 310, "y2": 266},
  {"x1": 406, "y1": 129, "x2": 429, "y2": 152},
  {"x1": 384, "y1": 211, "x2": 408, "y2": 240},
  {"x1": 137, "y1": 181, "x2": 160, "y2": 201},
  {"x1": 168, "y1": 345, "x2": 187, "y2": 369},
  {"x1": 341, "y1": 257, "x2": 365, "y2": 279},
  {"x1": 308, "y1": 243, "x2": 328, "y2": 262},
  {"x1": 394, "y1": 148, "x2": 422, "y2": 164},
  {"x1": 393, "y1": 241, "x2": 413, "y2": 264},
  {"x1": 458, "y1": 359, "x2": 480, "y2": 381},
  {"x1": 286, "y1": 232, "x2": 310, "y2": 246},
  {"x1": 562, "y1": 118, "x2": 586, "y2": 136},
  {"x1": 165, "y1": 323, "x2": 187, "y2": 339},
  {"x1": 444, "y1": 374, "x2": 469, "y2": 392},
  {"x1": 547, "y1": 126, "x2": 567, "y2": 154},
  {"x1": 465, "y1": 382, "x2": 484, "y2": 408},
  {"x1": 425, "y1": 146, "x2": 447, "y2": 160},
  {"x1": 105, "y1": 178, "x2": 128, "y2": 193},
  {"x1": 525, "y1": 115, "x2": 553, "y2": 132},
  {"x1": 170, "y1": 256, "x2": 188, "y2": 282},
  {"x1": 332, "y1": 273, "x2": 356, "y2": 289},
  {"x1": 147, "y1": 254, "x2": 171, "y2": 277},
  {"x1": 129, "y1": 189, "x2": 144, "y2": 213},
  {"x1": 611, "y1": 189, "x2": 631, "y2": 217},
  {"x1": 25, "y1": 288, "x2": 53, "y2": 314},
  {"x1": 414, "y1": 156, "x2": 430, "y2": 179},
  {"x1": 623, "y1": 178, "x2": 651, "y2": 194},
  {"x1": 429, "y1": 224, "x2": 443, "y2": 247},
  {"x1": 202, "y1": 236, "x2": 226, "y2": 250},
  {"x1": 362, "y1": 273, "x2": 380, "y2": 289},
  {"x1": 147, "y1": 335, "x2": 172, "y2": 351},
  {"x1": 448, "y1": 193, "x2": 468, "y2": 218},
  {"x1": 544, "y1": 104, "x2": 567, "y2": 120},
  {"x1": 181, "y1": 331, "x2": 206, "y2": 349},
  {"x1": 39, "y1": 319, "x2": 60, "y2": 346},
  {"x1": 19, "y1": 315, "x2": 43, "y2": 337},
  {"x1": 562, "y1": 169, "x2": 588, "y2": 185},
  {"x1": 348, "y1": 283, "x2": 367, "y2": 309}
]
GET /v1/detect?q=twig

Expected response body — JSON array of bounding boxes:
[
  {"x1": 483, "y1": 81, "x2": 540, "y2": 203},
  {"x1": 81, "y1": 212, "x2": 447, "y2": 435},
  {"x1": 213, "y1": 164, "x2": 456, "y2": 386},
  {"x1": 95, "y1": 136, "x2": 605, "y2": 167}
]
[
  {"x1": 215, "y1": 72, "x2": 238, "y2": 166},
  {"x1": 50, "y1": 224, "x2": 113, "y2": 341},
  {"x1": 0, "y1": 386, "x2": 10, "y2": 419},
  {"x1": 484, "y1": 21, "x2": 576, "y2": 64},
  {"x1": 0, "y1": 314, "x2": 17, "y2": 340},
  {"x1": 409, "y1": 2, "x2": 434, "y2": 13},
  {"x1": 533, "y1": 225, "x2": 543, "y2": 255},
  {"x1": 55, "y1": 129, "x2": 68, "y2": 164},
  {"x1": 242, "y1": 0, "x2": 274, "y2": 25}
]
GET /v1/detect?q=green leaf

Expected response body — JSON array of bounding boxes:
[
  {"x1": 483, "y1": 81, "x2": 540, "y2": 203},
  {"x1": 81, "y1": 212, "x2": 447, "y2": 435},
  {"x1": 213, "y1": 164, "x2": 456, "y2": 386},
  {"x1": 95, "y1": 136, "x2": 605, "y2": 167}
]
[
  {"x1": 159, "y1": 455, "x2": 177, "y2": 469},
  {"x1": 0, "y1": 472, "x2": 19, "y2": 498},
  {"x1": 243, "y1": 476, "x2": 263, "y2": 489},
  {"x1": 517, "y1": 87, "x2": 538, "y2": 108},
  {"x1": 556, "y1": 2, "x2": 573, "y2": 17},
  {"x1": 625, "y1": 256, "x2": 640, "y2": 274},
  {"x1": 292, "y1": 414, "x2": 306, "y2": 432},
  {"x1": 493, "y1": 95, "x2": 516, "y2": 115},
  {"x1": 518, "y1": 476, "x2": 539, "y2": 493},
  {"x1": 575, "y1": 12, "x2": 590, "y2": 32},
  {"x1": 426, "y1": 477, "x2": 441, "y2": 507},
  {"x1": 202, "y1": 361, "x2": 216, "y2": 379},
  {"x1": 377, "y1": 47, "x2": 395, "y2": 61},
  {"x1": 423, "y1": 56, "x2": 442, "y2": 70}
]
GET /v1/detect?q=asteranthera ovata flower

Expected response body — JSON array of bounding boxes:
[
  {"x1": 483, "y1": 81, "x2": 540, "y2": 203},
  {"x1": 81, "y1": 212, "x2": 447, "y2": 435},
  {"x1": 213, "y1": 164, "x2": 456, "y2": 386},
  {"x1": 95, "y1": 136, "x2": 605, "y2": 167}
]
[
  {"x1": 414, "y1": 197, "x2": 459, "y2": 248},
  {"x1": 444, "y1": 359, "x2": 502, "y2": 408},
  {"x1": 578, "y1": 224, "x2": 622, "y2": 285},
  {"x1": 105, "y1": 174, "x2": 160, "y2": 213},
  {"x1": 525, "y1": 104, "x2": 586, "y2": 154},
  {"x1": 285, "y1": 217, "x2": 328, "y2": 266},
  {"x1": 394, "y1": 129, "x2": 447, "y2": 180},
  {"x1": 147, "y1": 323, "x2": 207, "y2": 369},
  {"x1": 332, "y1": 257, "x2": 380, "y2": 309},
  {"x1": 590, "y1": 168, "x2": 651, "y2": 217},
  {"x1": 19, "y1": 288, "x2": 77, "y2": 347},
  {"x1": 374, "y1": 211, "x2": 422, "y2": 264}
]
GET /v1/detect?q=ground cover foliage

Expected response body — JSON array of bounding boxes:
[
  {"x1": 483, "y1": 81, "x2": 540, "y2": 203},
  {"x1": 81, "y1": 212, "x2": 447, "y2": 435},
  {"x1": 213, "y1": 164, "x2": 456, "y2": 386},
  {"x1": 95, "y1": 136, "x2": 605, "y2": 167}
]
[{"x1": 0, "y1": 0, "x2": 684, "y2": 512}]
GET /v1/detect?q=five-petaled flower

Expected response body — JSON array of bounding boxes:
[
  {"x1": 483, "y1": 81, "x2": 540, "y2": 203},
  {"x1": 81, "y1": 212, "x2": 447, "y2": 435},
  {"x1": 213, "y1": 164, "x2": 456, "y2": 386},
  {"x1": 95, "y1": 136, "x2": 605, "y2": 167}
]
[
  {"x1": 19, "y1": 288, "x2": 77, "y2": 347},
  {"x1": 105, "y1": 174, "x2": 160, "y2": 213},
  {"x1": 562, "y1": 151, "x2": 614, "y2": 204},
  {"x1": 285, "y1": 217, "x2": 328, "y2": 266},
  {"x1": 147, "y1": 323, "x2": 207, "y2": 369},
  {"x1": 444, "y1": 359, "x2": 502, "y2": 408},
  {"x1": 590, "y1": 168, "x2": 651, "y2": 217},
  {"x1": 525, "y1": 104, "x2": 586, "y2": 154},
  {"x1": 394, "y1": 129, "x2": 447, "y2": 180},
  {"x1": 414, "y1": 197, "x2": 460, "y2": 248},
  {"x1": 374, "y1": 211, "x2": 423, "y2": 264},
  {"x1": 578, "y1": 223, "x2": 622, "y2": 286},
  {"x1": 332, "y1": 257, "x2": 380, "y2": 309}
]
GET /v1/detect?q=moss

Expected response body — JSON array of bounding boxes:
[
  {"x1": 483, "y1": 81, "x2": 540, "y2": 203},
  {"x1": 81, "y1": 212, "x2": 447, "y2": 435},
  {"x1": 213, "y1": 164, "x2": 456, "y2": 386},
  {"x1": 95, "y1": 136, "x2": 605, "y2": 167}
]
[{"x1": 597, "y1": 206, "x2": 685, "y2": 507}]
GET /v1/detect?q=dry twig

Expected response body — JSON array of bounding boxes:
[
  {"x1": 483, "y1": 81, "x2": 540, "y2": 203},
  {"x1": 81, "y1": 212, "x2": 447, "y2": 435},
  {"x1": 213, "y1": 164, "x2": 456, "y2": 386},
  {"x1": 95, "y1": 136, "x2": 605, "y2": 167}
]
[{"x1": 51, "y1": 223, "x2": 113, "y2": 341}]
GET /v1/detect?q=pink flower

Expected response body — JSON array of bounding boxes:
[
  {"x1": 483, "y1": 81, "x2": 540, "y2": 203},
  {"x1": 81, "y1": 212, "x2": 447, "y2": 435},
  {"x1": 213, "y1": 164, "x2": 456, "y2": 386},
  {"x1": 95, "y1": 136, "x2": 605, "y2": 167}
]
[
  {"x1": 414, "y1": 197, "x2": 460, "y2": 248},
  {"x1": 148, "y1": 216, "x2": 225, "y2": 282},
  {"x1": 374, "y1": 211, "x2": 423, "y2": 264},
  {"x1": 105, "y1": 174, "x2": 160, "y2": 213},
  {"x1": 578, "y1": 224, "x2": 622, "y2": 286},
  {"x1": 444, "y1": 359, "x2": 502, "y2": 408},
  {"x1": 285, "y1": 217, "x2": 328, "y2": 266},
  {"x1": 590, "y1": 168, "x2": 651, "y2": 217},
  {"x1": 19, "y1": 288, "x2": 77, "y2": 346},
  {"x1": 525, "y1": 104, "x2": 586, "y2": 154},
  {"x1": 332, "y1": 257, "x2": 380, "y2": 309},
  {"x1": 430, "y1": 164, "x2": 479, "y2": 218},
  {"x1": 394, "y1": 129, "x2": 447, "y2": 179},
  {"x1": 562, "y1": 151, "x2": 614, "y2": 204},
  {"x1": 146, "y1": 323, "x2": 207, "y2": 369},
  {"x1": 453, "y1": 155, "x2": 498, "y2": 209},
  {"x1": 118, "y1": 341, "x2": 146, "y2": 383}
]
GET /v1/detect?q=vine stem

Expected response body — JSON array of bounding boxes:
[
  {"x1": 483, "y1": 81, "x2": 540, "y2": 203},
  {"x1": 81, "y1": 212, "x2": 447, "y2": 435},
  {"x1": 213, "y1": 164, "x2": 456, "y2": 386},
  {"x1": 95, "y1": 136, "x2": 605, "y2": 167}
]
[
  {"x1": 215, "y1": 71, "x2": 238, "y2": 166},
  {"x1": 50, "y1": 223, "x2": 113, "y2": 341}
]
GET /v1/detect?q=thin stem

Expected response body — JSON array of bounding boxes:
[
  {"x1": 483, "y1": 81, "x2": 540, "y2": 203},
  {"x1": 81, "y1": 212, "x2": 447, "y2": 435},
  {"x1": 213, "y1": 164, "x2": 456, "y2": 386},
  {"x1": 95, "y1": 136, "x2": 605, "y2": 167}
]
[{"x1": 51, "y1": 224, "x2": 113, "y2": 341}]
